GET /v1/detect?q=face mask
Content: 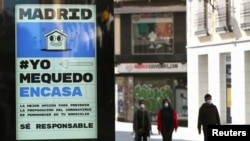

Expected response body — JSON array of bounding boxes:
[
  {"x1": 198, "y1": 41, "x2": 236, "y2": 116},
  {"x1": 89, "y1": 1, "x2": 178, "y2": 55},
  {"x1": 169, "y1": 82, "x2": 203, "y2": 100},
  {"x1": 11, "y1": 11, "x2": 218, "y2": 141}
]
[
  {"x1": 164, "y1": 103, "x2": 169, "y2": 107},
  {"x1": 206, "y1": 100, "x2": 212, "y2": 104},
  {"x1": 140, "y1": 104, "x2": 145, "y2": 109}
]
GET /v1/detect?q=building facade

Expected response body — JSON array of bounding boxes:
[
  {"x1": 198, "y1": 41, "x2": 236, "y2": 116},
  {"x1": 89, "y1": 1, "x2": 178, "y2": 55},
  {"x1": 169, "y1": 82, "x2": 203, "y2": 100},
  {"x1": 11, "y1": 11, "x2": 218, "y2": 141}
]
[
  {"x1": 114, "y1": 0, "x2": 188, "y2": 125},
  {"x1": 187, "y1": 0, "x2": 250, "y2": 129}
]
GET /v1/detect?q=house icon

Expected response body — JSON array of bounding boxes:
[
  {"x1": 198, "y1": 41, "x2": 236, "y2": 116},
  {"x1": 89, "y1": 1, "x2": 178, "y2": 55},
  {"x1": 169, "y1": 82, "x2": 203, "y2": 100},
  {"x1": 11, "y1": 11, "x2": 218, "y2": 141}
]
[{"x1": 43, "y1": 29, "x2": 69, "y2": 51}]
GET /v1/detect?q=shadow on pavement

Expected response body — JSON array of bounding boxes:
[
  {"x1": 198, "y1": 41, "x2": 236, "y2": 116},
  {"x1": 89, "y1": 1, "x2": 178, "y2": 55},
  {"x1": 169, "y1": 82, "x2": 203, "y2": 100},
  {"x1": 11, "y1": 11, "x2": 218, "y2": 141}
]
[
  {"x1": 116, "y1": 131, "x2": 162, "y2": 141},
  {"x1": 116, "y1": 131, "x2": 196, "y2": 141}
]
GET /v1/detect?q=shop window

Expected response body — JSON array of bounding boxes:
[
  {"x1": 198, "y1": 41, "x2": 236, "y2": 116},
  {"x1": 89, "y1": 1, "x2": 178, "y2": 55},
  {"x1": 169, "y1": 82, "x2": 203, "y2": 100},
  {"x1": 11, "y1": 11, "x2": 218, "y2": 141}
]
[
  {"x1": 241, "y1": 0, "x2": 250, "y2": 30},
  {"x1": 174, "y1": 78, "x2": 187, "y2": 117},
  {"x1": 194, "y1": 0, "x2": 211, "y2": 36},
  {"x1": 215, "y1": 0, "x2": 233, "y2": 33},
  {"x1": 131, "y1": 13, "x2": 174, "y2": 55},
  {"x1": 133, "y1": 77, "x2": 174, "y2": 122}
]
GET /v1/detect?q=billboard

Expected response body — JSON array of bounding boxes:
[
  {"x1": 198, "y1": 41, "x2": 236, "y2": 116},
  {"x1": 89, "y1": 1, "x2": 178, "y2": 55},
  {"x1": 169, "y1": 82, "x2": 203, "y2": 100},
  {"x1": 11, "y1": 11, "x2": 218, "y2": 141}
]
[{"x1": 15, "y1": 4, "x2": 97, "y2": 140}]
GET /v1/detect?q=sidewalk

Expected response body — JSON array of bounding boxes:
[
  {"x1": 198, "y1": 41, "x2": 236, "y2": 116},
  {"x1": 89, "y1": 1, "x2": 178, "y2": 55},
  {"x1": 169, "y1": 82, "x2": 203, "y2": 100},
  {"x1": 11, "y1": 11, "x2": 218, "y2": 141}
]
[{"x1": 116, "y1": 121, "x2": 203, "y2": 141}]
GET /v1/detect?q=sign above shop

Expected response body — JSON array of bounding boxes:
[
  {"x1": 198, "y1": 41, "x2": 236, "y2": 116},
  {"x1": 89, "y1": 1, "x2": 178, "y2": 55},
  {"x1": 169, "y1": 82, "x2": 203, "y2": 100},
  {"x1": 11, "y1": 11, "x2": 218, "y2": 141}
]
[{"x1": 116, "y1": 63, "x2": 187, "y2": 73}]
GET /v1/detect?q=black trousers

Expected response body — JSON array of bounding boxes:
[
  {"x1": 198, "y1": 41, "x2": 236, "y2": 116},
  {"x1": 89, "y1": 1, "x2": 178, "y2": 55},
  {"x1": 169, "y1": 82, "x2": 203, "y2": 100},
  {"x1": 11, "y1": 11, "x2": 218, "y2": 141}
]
[
  {"x1": 161, "y1": 128, "x2": 174, "y2": 141},
  {"x1": 134, "y1": 132, "x2": 147, "y2": 141},
  {"x1": 202, "y1": 126, "x2": 208, "y2": 141}
]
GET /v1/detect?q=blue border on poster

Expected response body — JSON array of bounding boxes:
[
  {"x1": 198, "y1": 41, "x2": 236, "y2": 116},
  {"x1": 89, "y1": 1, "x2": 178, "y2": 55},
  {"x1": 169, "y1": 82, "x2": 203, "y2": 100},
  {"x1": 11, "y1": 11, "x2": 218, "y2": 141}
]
[{"x1": 16, "y1": 22, "x2": 95, "y2": 58}]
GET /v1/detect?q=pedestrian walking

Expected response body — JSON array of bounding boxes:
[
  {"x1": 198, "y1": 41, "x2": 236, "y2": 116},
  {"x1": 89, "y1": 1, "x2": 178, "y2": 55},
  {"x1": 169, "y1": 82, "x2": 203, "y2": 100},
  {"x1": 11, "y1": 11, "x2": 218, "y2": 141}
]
[
  {"x1": 157, "y1": 98, "x2": 178, "y2": 141},
  {"x1": 198, "y1": 93, "x2": 220, "y2": 141},
  {"x1": 133, "y1": 99, "x2": 151, "y2": 141}
]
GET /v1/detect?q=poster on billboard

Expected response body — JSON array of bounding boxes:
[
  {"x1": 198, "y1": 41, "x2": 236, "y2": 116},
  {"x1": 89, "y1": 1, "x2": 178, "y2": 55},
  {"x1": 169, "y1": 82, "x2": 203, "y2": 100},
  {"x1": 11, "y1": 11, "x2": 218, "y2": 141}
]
[{"x1": 15, "y1": 4, "x2": 97, "y2": 140}]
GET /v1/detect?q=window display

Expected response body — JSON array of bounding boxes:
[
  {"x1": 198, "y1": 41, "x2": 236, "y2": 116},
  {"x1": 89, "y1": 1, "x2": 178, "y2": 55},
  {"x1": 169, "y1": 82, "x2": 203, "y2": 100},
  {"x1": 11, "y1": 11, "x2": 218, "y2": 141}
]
[{"x1": 131, "y1": 14, "x2": 174, "y2": 54}]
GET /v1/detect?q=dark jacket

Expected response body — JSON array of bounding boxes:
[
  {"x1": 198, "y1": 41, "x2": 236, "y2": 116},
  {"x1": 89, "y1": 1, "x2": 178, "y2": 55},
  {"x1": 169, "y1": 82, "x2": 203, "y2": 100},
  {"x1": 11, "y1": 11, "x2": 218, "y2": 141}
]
[
  {"x1": 133, "y1": 109, "x2": 152, "y2": 137},
  {"x1": 197, "y1": 103, "x2": 220, "y2": 130}
]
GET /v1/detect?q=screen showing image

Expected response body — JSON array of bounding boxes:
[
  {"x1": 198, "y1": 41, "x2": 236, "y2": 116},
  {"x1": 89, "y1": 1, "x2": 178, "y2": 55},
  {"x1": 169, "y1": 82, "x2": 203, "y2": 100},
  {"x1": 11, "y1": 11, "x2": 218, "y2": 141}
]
[{"x1": 15, "y1": 4, "x2": 97, "y2": 140}]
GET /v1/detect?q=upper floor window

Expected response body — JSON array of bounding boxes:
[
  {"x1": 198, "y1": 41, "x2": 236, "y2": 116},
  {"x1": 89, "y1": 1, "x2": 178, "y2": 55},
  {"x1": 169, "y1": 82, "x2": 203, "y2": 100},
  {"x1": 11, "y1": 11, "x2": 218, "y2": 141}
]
[
  {"x1": 131, "y1": 13, "x2": 174, "y2": 55},
  {"x1": 215, "y1": 0, "x2": 233, "y2": 33},
  {"x1": 241, "y1": 0, "x2": 250, "y2": 30},
  {"x1": 194, "y1": 0, "x2": 211, "y2": 36}
]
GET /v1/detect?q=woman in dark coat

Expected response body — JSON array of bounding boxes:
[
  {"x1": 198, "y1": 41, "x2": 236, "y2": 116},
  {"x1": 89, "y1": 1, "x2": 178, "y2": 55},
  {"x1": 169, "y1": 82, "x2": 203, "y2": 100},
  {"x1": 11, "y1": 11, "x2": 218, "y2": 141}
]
[
  {"x1": 157, "y1": 98, "x2": 178, "y2": 141},
  {"x1": 133, "y1": 99, "x2": 151, "y2": 141}
]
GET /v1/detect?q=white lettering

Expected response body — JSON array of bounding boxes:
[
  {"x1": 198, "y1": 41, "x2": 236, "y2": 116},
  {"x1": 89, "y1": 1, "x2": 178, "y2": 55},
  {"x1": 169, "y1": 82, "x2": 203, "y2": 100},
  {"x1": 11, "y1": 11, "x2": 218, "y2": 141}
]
[{"x1": 212, "y1": 129, "x2": 247, "y2": 136}]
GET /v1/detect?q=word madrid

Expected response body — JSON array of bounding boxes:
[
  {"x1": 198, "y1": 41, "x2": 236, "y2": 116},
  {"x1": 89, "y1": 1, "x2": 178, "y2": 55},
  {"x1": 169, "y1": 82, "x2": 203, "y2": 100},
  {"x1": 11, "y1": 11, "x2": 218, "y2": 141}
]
[{"x1": 18, "y1": 8, "x2": 92, "y2": 20}]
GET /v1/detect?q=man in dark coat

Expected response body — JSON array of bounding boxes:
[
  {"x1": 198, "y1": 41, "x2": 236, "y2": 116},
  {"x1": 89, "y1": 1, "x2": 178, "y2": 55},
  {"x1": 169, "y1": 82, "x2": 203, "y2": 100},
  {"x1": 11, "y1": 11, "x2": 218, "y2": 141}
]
[
  {"x1": 133, "y1": 99, "x2": 151, "y2": 141},
  {"x1": 198, "y1": 93, "x2": 220, "y2": 141}
]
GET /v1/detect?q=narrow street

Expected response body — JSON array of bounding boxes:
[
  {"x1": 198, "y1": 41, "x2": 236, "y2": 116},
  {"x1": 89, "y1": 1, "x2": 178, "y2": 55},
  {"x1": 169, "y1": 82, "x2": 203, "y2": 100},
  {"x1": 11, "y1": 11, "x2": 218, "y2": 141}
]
[{"x1": 115, "y1": 121, "x2": 203, "y2": 141}]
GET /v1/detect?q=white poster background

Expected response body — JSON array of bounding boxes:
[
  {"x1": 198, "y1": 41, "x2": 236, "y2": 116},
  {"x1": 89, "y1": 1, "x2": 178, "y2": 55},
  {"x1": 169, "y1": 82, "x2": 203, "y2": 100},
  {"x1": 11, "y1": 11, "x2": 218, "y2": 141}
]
[{"x1": 15, "y1": 4, "x2": 97, "y2": 140}]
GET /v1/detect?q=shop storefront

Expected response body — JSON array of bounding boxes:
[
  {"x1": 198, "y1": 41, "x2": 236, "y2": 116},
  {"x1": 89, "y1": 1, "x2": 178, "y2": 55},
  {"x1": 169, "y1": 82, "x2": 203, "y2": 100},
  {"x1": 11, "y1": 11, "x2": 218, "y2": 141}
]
[{"x1": 115, "y1": 62, "x2": 187, "y2": 125}]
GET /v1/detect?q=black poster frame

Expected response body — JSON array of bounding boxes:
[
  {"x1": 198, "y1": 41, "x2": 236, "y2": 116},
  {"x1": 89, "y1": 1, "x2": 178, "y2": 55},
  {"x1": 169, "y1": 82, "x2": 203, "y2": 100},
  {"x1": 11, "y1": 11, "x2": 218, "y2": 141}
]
[{"x1": 0, "y1": 0, "x2": 114, "y2": 141}]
